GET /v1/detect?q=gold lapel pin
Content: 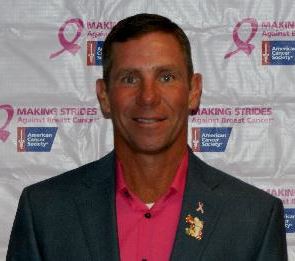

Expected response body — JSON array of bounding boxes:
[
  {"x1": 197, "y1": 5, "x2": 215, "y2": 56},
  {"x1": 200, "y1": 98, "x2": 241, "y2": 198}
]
[
  {"x1": 185, "y1": 214, "x2": 204, "y2": 240},
  {"x1": 185, "y1": 201, "x2": 205, "y2": 240}
]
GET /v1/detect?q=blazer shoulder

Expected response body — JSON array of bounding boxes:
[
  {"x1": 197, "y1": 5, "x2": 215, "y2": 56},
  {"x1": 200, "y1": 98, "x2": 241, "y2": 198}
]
[
  {"x1": 190, "y1": 152, "x2": 281, "y2": 205},
  {"x1": 25, "y1": 150, "x2": 115, "y2": 194}
]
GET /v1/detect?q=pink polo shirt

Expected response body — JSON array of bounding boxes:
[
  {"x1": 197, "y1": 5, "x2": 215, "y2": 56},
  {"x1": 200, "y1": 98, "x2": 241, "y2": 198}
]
[{"x1": 116, "y1": 151, "x2": 188, "y2": 261}]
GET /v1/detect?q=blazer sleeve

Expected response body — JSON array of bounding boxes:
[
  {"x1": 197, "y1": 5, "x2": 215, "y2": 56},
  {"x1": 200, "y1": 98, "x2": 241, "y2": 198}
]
[
  {"x1": 6, "y1": 188, "x2": 42, "y2": 261},
  {"x1": 256, "y1": 198, "x2": 288, "y2": 261}
]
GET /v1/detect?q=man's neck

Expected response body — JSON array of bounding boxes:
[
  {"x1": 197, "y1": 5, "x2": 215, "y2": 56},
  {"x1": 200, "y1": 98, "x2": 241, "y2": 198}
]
[{"x1": 115, "y1": 144, "x2": 187, "y2": 203}]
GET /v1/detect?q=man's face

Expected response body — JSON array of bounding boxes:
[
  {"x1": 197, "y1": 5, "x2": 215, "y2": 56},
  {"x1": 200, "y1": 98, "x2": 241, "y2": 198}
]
[{"x1": 97, "y1": 32, "x2": 201, "y2": 154}]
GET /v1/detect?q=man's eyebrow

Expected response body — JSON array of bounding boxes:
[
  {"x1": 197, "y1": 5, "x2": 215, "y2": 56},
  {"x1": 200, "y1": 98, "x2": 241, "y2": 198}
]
[
  {"x1": 113, "y1": 64, "x2": 182, "y2": 78},
  {"x1": 154, "y1": 66, "x2": 184, "y2": 77},
  {"x1": 155, "y1": 66, "x2": 180, "y2": 72},
  {"x1": 118, "y1": 68, "x2": 140, "y2": 73},
  {"x1": 112, "y1": 68, "x2": 140, "y2": 78},
  {"x1": 152, "y1": 64, "x2": 180, "y2": 71}
]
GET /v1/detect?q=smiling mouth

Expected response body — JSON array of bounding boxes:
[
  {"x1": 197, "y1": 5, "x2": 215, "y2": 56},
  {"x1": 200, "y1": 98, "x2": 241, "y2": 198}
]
[{"x1": 133, "y1": 117, "x2": 166, "y2": 124}]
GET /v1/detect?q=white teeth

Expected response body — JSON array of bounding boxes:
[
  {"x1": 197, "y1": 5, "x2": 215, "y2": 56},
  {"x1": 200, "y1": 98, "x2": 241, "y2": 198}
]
[{"x1": 136, "y1": 118, "x2": 158, "y2": 123}]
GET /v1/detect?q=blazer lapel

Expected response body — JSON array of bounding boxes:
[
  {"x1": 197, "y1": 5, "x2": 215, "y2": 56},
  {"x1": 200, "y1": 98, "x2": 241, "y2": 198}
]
[
  {"x1": 170, "y1": 151, "x2": 226, "y2": 261},
  {"x1": 70, "y1": 150, "x2": 226, "y2": 261},
  {"x1": 74, "y1": 152, "x2": 120, "y2": 261}
]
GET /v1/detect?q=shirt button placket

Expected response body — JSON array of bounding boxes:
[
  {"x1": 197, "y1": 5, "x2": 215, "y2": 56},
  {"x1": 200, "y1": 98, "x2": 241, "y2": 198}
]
[{"x1": 141, "y1": 211, "x2": 152, "y2": 261}]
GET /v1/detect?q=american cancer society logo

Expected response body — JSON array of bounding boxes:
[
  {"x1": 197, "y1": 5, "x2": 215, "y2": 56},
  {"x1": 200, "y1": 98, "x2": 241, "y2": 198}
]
[
  {"x1": 17, "y1": 127, "x2": 57, "y2": 152},
  {"x1": 192, "y1": 127, "x2": 232, "y2": 152},
  {"x1": 87, "y1": 41, "x2": 103, "y2": 65},
  {"x1": 285, "y1": 208, "x2": 295, "y2": 233},
  {"x1": 262, "y1": 41, "x2": 295, "y2": 65}
]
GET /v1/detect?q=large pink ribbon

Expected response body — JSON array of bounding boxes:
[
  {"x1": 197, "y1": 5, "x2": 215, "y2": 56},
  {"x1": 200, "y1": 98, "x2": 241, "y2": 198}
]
[
  {"x1": 50, "y1": 18, "x2": 84, "y2": 59},
  {"x1": 0, "y1": 104, "x2": 14, "y2": 142},
  {"x1": 224, "y1": 18, "x2": 258, "y2": 59}
]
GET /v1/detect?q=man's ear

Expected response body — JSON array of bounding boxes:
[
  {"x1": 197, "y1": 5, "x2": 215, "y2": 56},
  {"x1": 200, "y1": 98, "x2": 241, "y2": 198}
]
[
  {"x1": 96, "y1": 79, "x2": 111, "y2": 118},
  {"x1": 188, "y1": 73, "x2": 202, "y2": 112}
]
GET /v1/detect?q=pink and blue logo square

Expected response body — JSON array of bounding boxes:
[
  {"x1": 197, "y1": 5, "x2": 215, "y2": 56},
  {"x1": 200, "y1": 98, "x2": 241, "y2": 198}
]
[
  {"x1": 285, "y1": 208, "x2": 295, "y2": 233},
  {"x1": 17, "y1": 127, "x2": 57, "y2": 152},
  {"x1": 192, "y1": 127, "x2": 232, "y2": 152},
  {"x1": 87, "y1": 41, "x2": 103, "y2": 65},
  {"x1": 262, "y1": 41, "x2": 295, "y2": 65}
]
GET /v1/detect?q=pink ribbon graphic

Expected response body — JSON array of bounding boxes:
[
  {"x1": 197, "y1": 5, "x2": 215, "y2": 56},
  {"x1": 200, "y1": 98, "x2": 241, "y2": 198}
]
[
  {"x1": 50, "y1": 18, "x2": 84, "y2": 59},
  {"x1": 224, "y1": 18, "x2": 258, "y2": 59},
  {"x1": 0, "y1": 104, "x2": 14, "y2": 142}
]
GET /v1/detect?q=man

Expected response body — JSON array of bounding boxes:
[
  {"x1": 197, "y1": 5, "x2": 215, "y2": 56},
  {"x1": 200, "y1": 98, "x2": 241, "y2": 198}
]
[{"x1": 7, "y1": 13, "x2": 287, "y2": 261}]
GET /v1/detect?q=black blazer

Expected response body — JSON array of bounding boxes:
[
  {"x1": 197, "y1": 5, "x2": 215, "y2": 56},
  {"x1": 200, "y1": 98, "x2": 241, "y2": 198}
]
[{"x1": 7, "y1": 150, "x2": 287, "y2": 260}]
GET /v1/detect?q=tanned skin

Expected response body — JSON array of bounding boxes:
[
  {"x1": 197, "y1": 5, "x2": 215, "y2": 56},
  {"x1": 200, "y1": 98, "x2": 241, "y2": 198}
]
[{"x1": 97, "y1": 32, "x2": 202, "y2": 203}]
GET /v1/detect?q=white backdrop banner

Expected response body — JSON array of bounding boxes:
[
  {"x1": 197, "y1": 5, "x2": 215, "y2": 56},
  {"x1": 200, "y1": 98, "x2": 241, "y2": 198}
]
[{"x1": 1, "y1": 0, "x2": 294, "y2": 259}]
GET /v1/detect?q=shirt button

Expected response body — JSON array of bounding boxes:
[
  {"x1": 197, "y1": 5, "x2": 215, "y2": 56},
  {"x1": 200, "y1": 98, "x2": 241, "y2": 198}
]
[{"x1": 144, "y1": 212, "x2": 151, "y2": 218}]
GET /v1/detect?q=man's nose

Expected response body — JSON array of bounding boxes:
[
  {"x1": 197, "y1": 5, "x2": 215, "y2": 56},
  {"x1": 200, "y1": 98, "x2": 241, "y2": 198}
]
[{"x1": 135, "y1": 80, "x2": 161, "y2": 106}]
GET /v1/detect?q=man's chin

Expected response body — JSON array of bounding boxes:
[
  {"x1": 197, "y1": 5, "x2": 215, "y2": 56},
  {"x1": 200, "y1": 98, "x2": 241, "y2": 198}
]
[
  {"x1": 129, "y1": 141, "x2": 175, "y2": 155},
  {"x1": 114, "y1": 132, "x2": 187, "y2": 156}
]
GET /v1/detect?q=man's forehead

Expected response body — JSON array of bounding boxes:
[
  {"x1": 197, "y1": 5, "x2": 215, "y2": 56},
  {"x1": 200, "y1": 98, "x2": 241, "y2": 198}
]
[
  {"x1": 113, "y1": 64, "x2": 183, "y2": 74},
  {"x1": 110, "y1": 35, "x2": 185, "y2": 64},
  {"x1": 113, "y1": 30, "x2": 178, "y2": 44},
  {"x1": 110, "y1": 31, "x2": 182, "y2": 52}
]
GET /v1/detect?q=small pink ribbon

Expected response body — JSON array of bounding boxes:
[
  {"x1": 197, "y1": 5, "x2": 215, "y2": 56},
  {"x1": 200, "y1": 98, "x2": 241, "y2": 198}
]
[
  {"x1": 0, "y1": 104, "x2": 14, "y2": 142},
  {"x1": 224, "y1": 18, "x2": 258, "y2": 59},
  {"x1": 50, "y1": 18, "x2": 84, "y2": 59}
]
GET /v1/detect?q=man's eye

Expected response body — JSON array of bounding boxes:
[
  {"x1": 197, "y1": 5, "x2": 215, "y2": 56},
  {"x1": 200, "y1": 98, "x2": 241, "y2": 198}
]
[
  {"x1": 160, "y1": 73, "x2": 175, "y2": 83},
  {"x1": 121, "y1": 74, "x2": 138, "y2": 84}
]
